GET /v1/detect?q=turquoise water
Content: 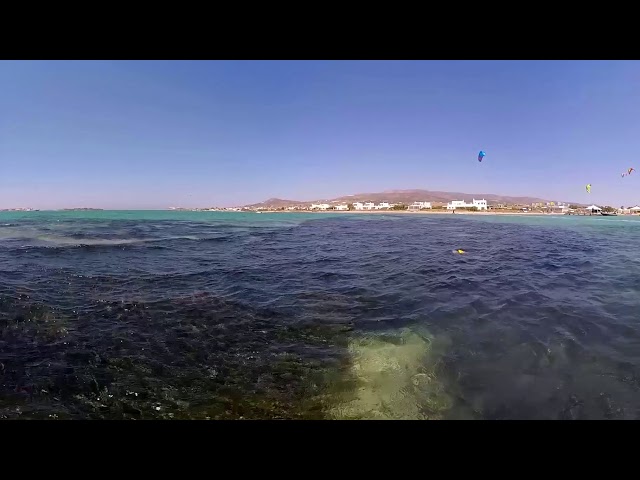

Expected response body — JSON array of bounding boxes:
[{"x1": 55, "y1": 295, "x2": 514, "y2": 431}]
[
  {"x1": 1, "y1": 210, "x2": 330, "y2": 223},
  {"x1": 2, "y1": 211, "x2": 640, "y2": 419},
  {"x1": 4, "y1": 209, "x2": 640, "y2": 226}
]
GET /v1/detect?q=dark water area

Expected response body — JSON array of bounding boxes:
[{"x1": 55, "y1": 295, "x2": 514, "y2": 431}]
[{"x1": 2, "y1": 211, "x2": 640, "y2": 419}]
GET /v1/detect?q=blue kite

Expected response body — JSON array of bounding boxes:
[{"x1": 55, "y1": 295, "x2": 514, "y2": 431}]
[{"x1": 478, "y1": 151, "x2": 486, "y2": 162}]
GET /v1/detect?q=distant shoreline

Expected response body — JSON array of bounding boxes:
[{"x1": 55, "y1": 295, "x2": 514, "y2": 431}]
[
  {"x1": 253, "y1": 209, "x2": 567, "y2": 216},
  {"x1": 0, "y1": 209, "x2": 627, "y2": 217}
]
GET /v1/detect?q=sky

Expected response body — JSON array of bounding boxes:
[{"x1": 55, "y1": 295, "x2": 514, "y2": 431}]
[{"x1": 2, "y1": 60, "x2": 640, "y2": 209}]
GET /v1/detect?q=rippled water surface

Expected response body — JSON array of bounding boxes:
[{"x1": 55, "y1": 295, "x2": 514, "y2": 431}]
[{"x1": 2, "y1": 210, "x2": 640, "y2": 419}]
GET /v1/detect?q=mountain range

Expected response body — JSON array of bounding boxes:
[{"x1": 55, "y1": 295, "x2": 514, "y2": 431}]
[{"x1": 244, "y1": 189, "x2": 573, "y2": 208}]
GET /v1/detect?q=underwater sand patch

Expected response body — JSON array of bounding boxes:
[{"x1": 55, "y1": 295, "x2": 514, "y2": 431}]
[{"x1": 325, "y1": 328, "x2": 452, "y2": 420}]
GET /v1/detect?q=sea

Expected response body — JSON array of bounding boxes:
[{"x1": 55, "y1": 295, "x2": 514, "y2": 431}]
[{"x1": 1, "y1": 210, "x2": 640, "y2": 419}]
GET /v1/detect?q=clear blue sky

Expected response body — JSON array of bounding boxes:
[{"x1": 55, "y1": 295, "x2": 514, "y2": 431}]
[{"x1": 2, "y1": 60, "x2": 640, "y2": 209}]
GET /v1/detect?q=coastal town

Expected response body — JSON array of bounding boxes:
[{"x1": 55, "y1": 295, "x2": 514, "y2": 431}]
[
  {"x1": 170, "y1": 198, "x2": 640, "y2": 215},
  {"x1": 4, "y1": 194, "x2": 639, "y2": 215},
  {"x1": 4, "y1": 199, "x2": 640, "y2": 215}
]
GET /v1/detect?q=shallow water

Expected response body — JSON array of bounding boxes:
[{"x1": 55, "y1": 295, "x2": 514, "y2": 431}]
[{"x1": 1, "y1": 211, "x2": 640, "y2": 419}]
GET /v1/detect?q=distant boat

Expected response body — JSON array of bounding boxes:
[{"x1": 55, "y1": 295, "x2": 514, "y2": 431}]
[{"x1": 600, "y1": 212, "x2": 618, "y2": 216}]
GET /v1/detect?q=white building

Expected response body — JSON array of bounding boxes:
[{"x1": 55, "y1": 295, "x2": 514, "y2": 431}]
[
  {"x1": 375, "y1": 202, "x2": 391, "y2": 210},
  {"x1": 446, "y1": 199, "x2": 488, "y2": 211},
  {"x1": 334, "y1": 204, "x2": 349, "y2": 211},
  {"x1": 585, "y1": 204, "x2": 602, "y2": 213},
  {"x1": 363, "y1": 202, "x2": 375, "y2": 210},
  {"x1": 353, "y1": 202, "x2": 364, "y2": 211},
  {"x1": 548, "y1": 204, "x2": 570, "y2": 213},
  {"x1": 310, "y1": 203, "x2": 330, "y2": 210},
  {"x1": 629, "y1": 206, "x2": 640, "y2": 213},
  {"x1": 408, "y1": 201, "x2": 432, "y2": 210}
]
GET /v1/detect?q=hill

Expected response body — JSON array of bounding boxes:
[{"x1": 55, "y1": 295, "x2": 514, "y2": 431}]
[
  {"x1": 245, "y1": 198, "x2": 306, "y2": 208},
  {"x1": 329, "y1": 190, "x2": 552, "y2": 205},
  {"x1": 245, "y1": 190, "x2": 574, "y2": 207}
]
